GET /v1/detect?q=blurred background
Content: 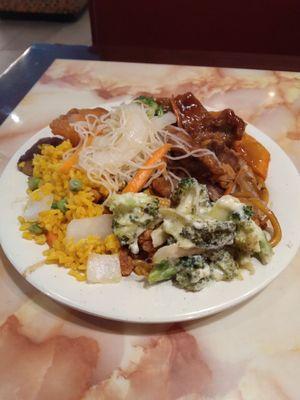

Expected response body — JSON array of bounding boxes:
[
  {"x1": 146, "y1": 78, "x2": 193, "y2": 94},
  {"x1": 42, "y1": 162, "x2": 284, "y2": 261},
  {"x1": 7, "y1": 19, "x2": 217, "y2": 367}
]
[
  {"x1": 0, "y1": 0, "x2": 90, "y2": 74},
  {"x1": 0, "y1": 0, "x2": 299, "y2": 74}
]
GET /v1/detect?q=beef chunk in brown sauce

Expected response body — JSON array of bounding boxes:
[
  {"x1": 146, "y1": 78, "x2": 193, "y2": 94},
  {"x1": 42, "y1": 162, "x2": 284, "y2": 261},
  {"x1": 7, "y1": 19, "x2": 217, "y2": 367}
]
[
  {"x1": 151, "y1": 177, "x2": 172, "y2": 198},
  {"x1": 166, "y1": 92, "x2": 246, "y2": 191},
  {"x1": 172, "y1": 92, "x2": 245, "y2": 145},
  {"x1": 17, "y1": 137, "x2": 64, "y2": 176}
]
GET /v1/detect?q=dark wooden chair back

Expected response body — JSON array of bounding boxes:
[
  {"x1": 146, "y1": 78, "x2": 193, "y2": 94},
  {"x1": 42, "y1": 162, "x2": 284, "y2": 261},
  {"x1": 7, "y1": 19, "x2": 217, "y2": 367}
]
[{"x1": 89, "y1": 0, "x2": 300, "y2": 66}]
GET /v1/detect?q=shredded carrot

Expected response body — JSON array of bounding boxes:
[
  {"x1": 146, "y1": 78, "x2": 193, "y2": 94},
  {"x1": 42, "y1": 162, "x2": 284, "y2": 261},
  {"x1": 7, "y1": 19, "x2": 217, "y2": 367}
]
[
  {"x1": 122, "y1": 143, "x2": 172, "y2": 193},
  {"x1": 46, "y1": 231, "x2": 58, "y2": 247},
  {"x1": 59, "y1": 136, "x2": 94, "y2": 173}
]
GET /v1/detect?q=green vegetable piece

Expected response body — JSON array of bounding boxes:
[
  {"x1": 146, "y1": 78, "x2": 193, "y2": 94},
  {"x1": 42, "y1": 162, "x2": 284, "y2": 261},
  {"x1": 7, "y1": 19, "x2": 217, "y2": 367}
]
[
  {"x1": 171, "y1": 177, "x2": 195, "y2": 204},
  {"x1": 171, "y1": 178, "x2": 210, "y2": 214},
  {"x1": 178, "y1": 255, "x2": 206, "y2": 269},
  {"x1": 148, "y1": 259, "x2": 178, "y2": 284},
  {"x1": 234, "y1": 219, "x2": 273, "y2": 264},
  {"x1": 208, "y1": 250, "x2": 239, "y2": 281},
  {"x1": 106, "y1": 192, "x2": 159, "y2": 250},
  {"x1": 136, "y1": 95, "x2": 157, "y2": 108},
  {"x1": 181, "y1": 220, "x2": 236, "y2": 250},
  {"x1": 156, "y1": 105, "x2": 164, "y2": 117},
  {"x1": 173, "y1": 255, "x2": 211, "y2": 291},
  {"x1": 28, "y1": 223, "x2": 43, "y2": 235},
  {"x1": 28, "y1": 176, "x2": 41, "y2": 191},
  {"x1": 144, "y1": 198, "x2": 159, "y2": 216},
  {"x1": 232, "y1": 205, "x2": 254, "y2": 221},
  {"x1": 243, "y1": 205, "x2": 254, "y2": 219},
  {"x1": 135, "y1": 96, "x2": 165, "y2": 117},
  {"x1": 51, "y1": 198, "x2": 68, "y2": 213},
  {"x1": 69, "y1": 178, "x2": 83, "y2": 192},
  {"x1": 256, "y1": 235, "x2": 273, "y2": 265}
]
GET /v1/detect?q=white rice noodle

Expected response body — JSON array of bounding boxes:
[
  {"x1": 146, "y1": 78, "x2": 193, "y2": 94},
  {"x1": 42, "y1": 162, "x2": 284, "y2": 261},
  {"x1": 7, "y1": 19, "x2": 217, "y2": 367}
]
[
  {"x1": 67, "y1": 102, "x2": 218, "y2": 193},
  {"x1": 166, "y1": 147, "x2": 219, "y2": 162},
  {"x1": 76, "y1": 103, "x2": 170, "y2": 193},
  {"x1": 169, "y1": 166, "x2": 192, "y2": 178}
]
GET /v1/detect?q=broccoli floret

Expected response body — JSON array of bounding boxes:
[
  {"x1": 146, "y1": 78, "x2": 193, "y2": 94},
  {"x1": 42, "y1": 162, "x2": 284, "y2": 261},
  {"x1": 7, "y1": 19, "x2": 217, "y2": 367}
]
[
  {"x1": 208, "y1": 250, "x2": 239, "y2": 281},
  {"x1": 148, "y1": 255, "x2": 209, "y2": 288},
  {"x1": 171, "y1": 178, "x2": 211, "y2": 215},
  {"x1": 135, "y1": 96, "x2": 164, "y2": 117},
  {"x1": 207, "y1": 195, "x2": 253, "y2": 222},
  {"x1": 232, "y1": 205, "x2": 254, "y2": 221},
  {"x1": 171, "y1": 177, "x2": 195, "y2": 204},
  {"x1": 106, "y1": 193, "x2": 158, "y2": 215},
  {"x1": 174, "y1": 251, "x2": 238, "y2": 291},
  {"x1": 181, "y1": 220, "x2": 236, "y2": 250},
  {"x1": 235, "y1": 220, "x2": 260, "y2": 253},
  {"x1": 144, "y1": 200, "x2": 160, "y2": 216},
  {"x1": 234, "y1": 220, "x2": 273, "y2": 264},
  {"x1": 179, "y1": 255, "x2": 206, "y2": 268},
  {"x1": 174, "y1": 255, "x2": 211, "y2": 291},
  {"x1": 106, "y1": 193, "x2": 159, "y2": 253},
  {"x1": 148, "y1": 259, "x2": 179, "y2": 284},
  {"x1": 148, "y1": 252, "x2": 240, "y2": 291},
  {"x1": 257, "y1": 234, "x2": 273, "y2": 265},
  {"x1": 244, "y1": 205, "x2": 254, "y2": 219}
]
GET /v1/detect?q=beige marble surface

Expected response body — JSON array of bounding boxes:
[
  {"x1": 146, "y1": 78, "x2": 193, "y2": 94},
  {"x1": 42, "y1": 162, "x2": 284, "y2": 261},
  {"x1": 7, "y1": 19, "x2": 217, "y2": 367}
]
[{"x1": 0, "y1": 59, "x2": 300, "y2": 400}]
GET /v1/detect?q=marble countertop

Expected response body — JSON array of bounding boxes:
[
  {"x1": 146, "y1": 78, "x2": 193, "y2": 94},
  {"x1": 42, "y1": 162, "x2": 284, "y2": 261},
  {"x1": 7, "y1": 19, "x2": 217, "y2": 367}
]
[{"x1": 0, "y1": 57, "x2": 300, "y2": 400}]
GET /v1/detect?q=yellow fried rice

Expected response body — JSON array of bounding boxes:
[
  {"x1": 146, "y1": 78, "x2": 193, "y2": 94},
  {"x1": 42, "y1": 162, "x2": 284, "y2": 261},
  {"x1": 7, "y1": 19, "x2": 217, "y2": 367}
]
[{"x1": 19, "y1": 141, "x2": 120, "y2": 281}]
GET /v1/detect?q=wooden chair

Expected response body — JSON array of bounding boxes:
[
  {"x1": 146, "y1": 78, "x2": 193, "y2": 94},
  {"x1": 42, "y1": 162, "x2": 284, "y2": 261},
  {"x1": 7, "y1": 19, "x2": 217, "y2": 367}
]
[{"x1": 89, "y1": 0, "x2": 300, "y2": 68}]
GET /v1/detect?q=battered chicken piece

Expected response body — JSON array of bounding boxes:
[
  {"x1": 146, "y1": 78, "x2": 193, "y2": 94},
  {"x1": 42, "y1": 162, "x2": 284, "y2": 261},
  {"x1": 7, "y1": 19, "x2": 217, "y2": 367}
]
[
  {"x1": 118, "y1": 247, "x2": 134, "y2": 276},
  {"x1": 138, "y1": 230, "x2": 155, "y2": 255},
  {"x1": 50, "y1": 107, "x2": 107, "y2": 146}
]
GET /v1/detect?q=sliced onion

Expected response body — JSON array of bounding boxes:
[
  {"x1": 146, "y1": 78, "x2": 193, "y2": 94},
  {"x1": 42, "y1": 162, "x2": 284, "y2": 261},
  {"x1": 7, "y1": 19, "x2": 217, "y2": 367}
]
[
  {"x1": 92, "y1": 103, "x2": 151, "y2": 165},
  {"x1": 87, "y1": 253, "x2": 121, "y2": 283},
  {"x1": 152, "y1": 112, "x2": 177, "y2": 131},
  {"x1": 151, "y1": 226, "x2": 168, "y2": 248},
  {"x1": 153, "y1": 243, "x2": 203, "y2": 263},
  {"x1": 23, "y1": 194, "x2": 53, "y2": 221},
  {"x1": 66, "y1": 214, "x2": 112, "y2": 242}
]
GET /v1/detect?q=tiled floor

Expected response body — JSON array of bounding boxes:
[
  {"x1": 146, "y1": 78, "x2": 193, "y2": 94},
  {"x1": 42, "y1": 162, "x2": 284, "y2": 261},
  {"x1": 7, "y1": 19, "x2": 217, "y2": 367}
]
[{"x1": 0, "y1": 10, "x2": 91, "y2": 74}]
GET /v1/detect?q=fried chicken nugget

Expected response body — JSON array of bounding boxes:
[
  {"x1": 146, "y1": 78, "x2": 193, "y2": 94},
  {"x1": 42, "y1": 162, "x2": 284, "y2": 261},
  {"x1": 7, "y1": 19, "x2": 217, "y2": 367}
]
[{"x1": 50, "y1": 107, "x2": 108, "y2": 146}]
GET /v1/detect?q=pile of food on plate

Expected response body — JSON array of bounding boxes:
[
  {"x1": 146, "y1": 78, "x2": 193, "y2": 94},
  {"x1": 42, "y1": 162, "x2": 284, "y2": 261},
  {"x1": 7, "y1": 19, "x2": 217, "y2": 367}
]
[{"x1": 17, "y1": 92, "x2": 281, "y2": 291}]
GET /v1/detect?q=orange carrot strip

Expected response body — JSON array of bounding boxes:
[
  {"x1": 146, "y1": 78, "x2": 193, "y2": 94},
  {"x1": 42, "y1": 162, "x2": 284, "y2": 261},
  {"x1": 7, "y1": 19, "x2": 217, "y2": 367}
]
[
  {"x1": 122, "y1": 144, "x2": 172, "y2": 193},
  {"x1": 46, "y1": 231, "x2": 58, "y2": 247},
  {"x1": 59, "y1": 136, "x2": 93, "y2": 173}
]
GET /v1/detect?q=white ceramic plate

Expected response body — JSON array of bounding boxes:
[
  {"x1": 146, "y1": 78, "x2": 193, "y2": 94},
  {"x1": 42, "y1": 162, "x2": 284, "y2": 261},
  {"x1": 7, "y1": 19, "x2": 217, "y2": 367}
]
[{"x1": 1, "y1": 121, "x2": 300, "y2": 323}]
